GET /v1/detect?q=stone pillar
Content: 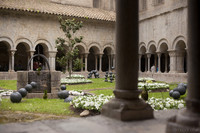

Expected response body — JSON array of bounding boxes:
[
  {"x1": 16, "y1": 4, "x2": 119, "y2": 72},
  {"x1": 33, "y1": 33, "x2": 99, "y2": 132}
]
[
  {"x1": 154, "y1": 54, "x2": 157, "y2": 72},
  {"x1": 95, "y1": 55, "x2": 98, "y2": 70},
  {"x1": 145, "y1": 55, "x2": 148, "y2": 72},
  {"x1": 9, "y1": 52, "x2": 12, "y2": 71},
  {"x1": 112, "y1": 54, "x2": 115, "y2": 68},
  {"x1": 165, "y1": 53, "x2": 168, "y2": 73},
  {"x1": 176, "y1": 51, "x2": 185, "y2": 73},
  {"x1": 108, "y1": 54, "x2": 111, "y2": 71},
  {"x1": 49, "y1": 51, "x2": 57, "y2": 71},
  {"x1": 166, "y1": 1, "x2": 200, "y2": 132},
  {"x1": 30, "y1": 51, "x2": 35, "y2": 71},
  {"x1": 102, "y1": 0, "x2": 153, "y2": 121},
  {"x1": 84, "y1": 54, "x2": 88, "y2": 72},
  {"x1": 157, "y1": 52, "x2": 161, "y2": 73},
  {"x1": 147, "y1": 53, "x2": 151, "y2": 72},
  {"x1": 99, "y1": 54, "x2": 103, "y2": 72},
  {"x1": 11, "y1": 50, "x2": 15, "y2": 72},
  {"x1": 139, "y1": 54, "x2": 142, "y2": 72},
  {"x1": 168, "y1": 50, "x2": 177, "y2": 73},
  {"x1": 80, "y1": 54, "x2": 83, "y2": 72}
]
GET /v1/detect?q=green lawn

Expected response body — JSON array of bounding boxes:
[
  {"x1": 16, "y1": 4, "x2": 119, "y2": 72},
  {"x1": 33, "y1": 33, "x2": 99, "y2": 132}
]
[
  {"x1": 67, "y1": 78, "x2": 115, "y2": 91},
  {"x1": 0, "y1": 98, "x2": 75, "y2": 116},
  {"x1": 0, "y1": 80, "x2": 17, "y2": 90}
]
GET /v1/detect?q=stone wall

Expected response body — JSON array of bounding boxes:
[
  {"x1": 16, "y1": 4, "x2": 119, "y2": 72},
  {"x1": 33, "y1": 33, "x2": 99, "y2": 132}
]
[
  {"x1": 139, "y1": 72, "x2": 187, "y2": 83},
  {"x1": 0, "y1": 72, "x2": 17, "y2": 80}
]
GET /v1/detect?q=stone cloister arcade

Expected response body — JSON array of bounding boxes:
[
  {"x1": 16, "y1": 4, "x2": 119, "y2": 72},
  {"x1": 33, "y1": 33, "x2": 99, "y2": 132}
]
[
  {"x1": 0, "y1": 37, "x2": 115, "y2": 73},
  {"x1": 139, "y1": 36, "x2": 187, "y2": 74}
]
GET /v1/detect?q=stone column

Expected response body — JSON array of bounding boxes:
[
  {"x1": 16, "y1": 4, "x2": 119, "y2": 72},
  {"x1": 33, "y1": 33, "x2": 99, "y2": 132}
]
[
  {"x1": 165, "y1": 53, "x2": 168, "y2": 73},
  {"x1": 166, "y1": 1, "x2": 200, "y2": 132},
  {"x1": 108, "y1": 54, "x2": 111, "y2": 71},
  {"x1": 145, "y1": 55, "x2": 148, "y2": 72},
  {"x1": 29, "y1": 51, "x2": 35, "y2": 71},
  {"x1": 139, "y1": 54, "x2": 142, "y2": 72},
  {"x1": 157, "y1": 52, "x2": 161, "y2": 73},
  {"x1": 84, "y1": 54, "x2": 88, "y2": 72},
  {"x1": 154, "y1": 54, "x2": 157, "y2": 70},
  {"x1": 95, "y1": 55, "x2": 98, "y2": 70},
  {"x1": 176, "y1": 51, "x2": 185, "y2": 73},
  {"x1": 8, "y1": 52, "x2": 12, "y2": 72},
  {"x1": 102, "y1": 0, "x2": 153, "y2": 121},
  {"x1": 49, "y1": 51, "x2": 57, "y2": 71},
  {"x1": 112, "y1": 54, "x2": 115, "y2": 68},
  {"x1": 99, "y1": 54, "x2": 103, "y2": 72},
  {"x1": 147, "y1": 53, "x2": 151, "y2": 72},
  {"x1": 168, "y1": 50, "x2": 177, "y2": 73},
  {"x1": 80, "y1": 54, "x2": 83, "y2": 72},
  {"x1": 11, "y1": 50, "x2": 16, "y2": 72}
]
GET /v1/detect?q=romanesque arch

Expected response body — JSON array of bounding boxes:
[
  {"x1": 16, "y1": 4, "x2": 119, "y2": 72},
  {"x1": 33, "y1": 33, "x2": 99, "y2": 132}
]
[
  {"x1": 14, "y1": 42, "x2": 31, "y2": 71},
  {"x1": 139, "y1": 44, "x2": 147, "y2": 72},
  {"x1": 88, "y1": 44, "x2": 101, "y2": 71}
]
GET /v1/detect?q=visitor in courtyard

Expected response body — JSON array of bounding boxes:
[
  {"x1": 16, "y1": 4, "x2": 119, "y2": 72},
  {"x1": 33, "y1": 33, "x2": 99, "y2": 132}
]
[{"x1": 151, "y1": 65, "x2": 155, "y2": 73}]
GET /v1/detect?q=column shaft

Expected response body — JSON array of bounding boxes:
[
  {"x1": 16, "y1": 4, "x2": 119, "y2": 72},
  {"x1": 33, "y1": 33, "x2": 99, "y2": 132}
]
[
  {"x1": 157, "y1": 53, "x2": 161, "y2": 73},
  {"x1": 147, "y1": 54, "x2": 151, "y2": 72},
  {"x1": 165, "y1": 53, "x2": 168, "y2": 73},
  {"x1": 95, "y1": 55, "x2": 98, "y2": 70},
  {"x1": 139, "y1": 54, "x2": 141, "y2": 72},
  {"x1": 99, "y1": 54, "x2": 102, "y2": 72},
  {"x1": 102, "y1": 0, "x2": 153, "y2": 121},
  {"x1": 84, "y1": 54, "x2": 88, "y2": 72}
]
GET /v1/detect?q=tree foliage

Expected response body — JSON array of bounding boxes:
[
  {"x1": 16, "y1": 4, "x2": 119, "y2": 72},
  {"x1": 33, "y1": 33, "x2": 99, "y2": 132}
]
[{"x1": 56, "y1": 17, "x2": 83, "y2": 77}]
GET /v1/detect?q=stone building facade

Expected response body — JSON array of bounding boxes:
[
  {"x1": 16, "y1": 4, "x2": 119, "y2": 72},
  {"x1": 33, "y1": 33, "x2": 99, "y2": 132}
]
[
  {"x1": 0, "y1": 0, "x2": 115, "y2": 79},
  {"x1": 0, "y1": 0, "x2": 188, "y2": 82},
  {"x1": 138, "y1": 0, "x2": 188, "y2": 82}
]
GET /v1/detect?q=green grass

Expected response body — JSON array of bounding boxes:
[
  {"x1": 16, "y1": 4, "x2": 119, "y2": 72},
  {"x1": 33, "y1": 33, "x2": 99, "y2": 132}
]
[
  {"x1": 0, "y1": 80, "x2": 17, "y2": 90},
  {"x1": 90, "y1": 89, "x2": 114, "y2": 96},
  {"x1": 0, "y1": 98, "x2": 74, "y2": 116},
  {"x1": 67, "y1": 78, "x2": 115, "y2": 91}
]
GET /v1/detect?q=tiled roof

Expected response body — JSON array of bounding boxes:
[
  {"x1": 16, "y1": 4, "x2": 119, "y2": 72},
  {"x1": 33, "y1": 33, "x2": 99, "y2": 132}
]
[{"x1": 0, "y1": 0, "x2": 116, "y2": 22}]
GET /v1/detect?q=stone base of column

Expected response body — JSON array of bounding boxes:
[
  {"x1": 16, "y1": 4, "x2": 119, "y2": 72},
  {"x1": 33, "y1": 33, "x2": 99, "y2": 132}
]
[
  {"x1": 166, "y1": 109, "x2": 200, "y2": 133},
  {"x1": 101, "y1": 98, "x2": 154, "y2": 121}
]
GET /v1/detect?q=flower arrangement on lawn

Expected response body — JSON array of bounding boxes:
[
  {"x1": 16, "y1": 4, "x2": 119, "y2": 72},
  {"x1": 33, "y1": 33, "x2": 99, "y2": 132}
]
[
  {"x1": 138, "y1": 82, "x2": 169, "y2": 90},
  {"x1": 0, "y1": 90, "x2": 13, "y2": 96},
  {"x1": 147, "y1": 97, "x2": 185, "y2": 110},
  {"x1": 66, "y1": 74, "x2": 85, "y2": 79},
  {"x1": 69, "y1": 90, "x2": 84, "y2": 96},
  {"x1": 138, "y1": 77, "x2": 155, "y2": 82},
  {"x1": 61, "y1": 78, "x2": 92, "y2": 84},
  {"x1": 70, "y1": 94, "x2": 113, "y2": 111}
]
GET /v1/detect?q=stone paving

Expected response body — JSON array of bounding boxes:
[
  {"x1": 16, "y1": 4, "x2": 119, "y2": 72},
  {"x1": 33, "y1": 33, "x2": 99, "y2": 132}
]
[{"x1": 0, "y1": 109, "x2": 180, "y2": 133}]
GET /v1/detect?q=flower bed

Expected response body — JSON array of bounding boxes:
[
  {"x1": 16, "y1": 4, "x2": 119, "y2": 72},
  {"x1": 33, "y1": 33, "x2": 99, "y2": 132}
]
[
  {"x1": 70, "y1": 94, "x2": 113, "y2": 111},
  {"x1": 138, "y1": 82, "x2": 169, "y2": 90},
  {"x1": 69, "y1": 90, "x2": 84, "y2": 96},
  {"x1": 61, "y1": 78, "x2": 92, "y2": 85},
  {"x1": 147, "y1": 97, "x2": 185, "y2": 110},
  {"x1": 0, "y1": 90, "x2": 13, "y2": 96},
  {"x1": 138, "y1": 77, "x2": 155, "y2": 82},
  {"x1": 66, "y1": 74, "x2": 85, "y2": 79}
]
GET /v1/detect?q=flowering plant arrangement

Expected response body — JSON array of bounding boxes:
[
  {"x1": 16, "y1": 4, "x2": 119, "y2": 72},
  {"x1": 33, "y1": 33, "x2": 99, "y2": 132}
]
[
  {"x1": 61, "y1": 78, "x2": 92, "y2": 84},
  {"x1": 138, "y1": 77, "x2": 155, "y2": 82},
  {"x1": 70, "y1": 94, "x2": 113, "y2": 111},
  {"x1": 66, "y1": 74, "x2": 85, "y2": 79},
  {"x1": 138, "y1": 82, "x2": 169, "y2": 90},
  {"x1": 69, "y1": 90, "x2": 84, "y2": 96},
  {"x1": 0, "y1": 90, "x2": 13, "y2": 96},
  {"x1": 147, "y1": 97, "x2": 185, "y2": 110}
]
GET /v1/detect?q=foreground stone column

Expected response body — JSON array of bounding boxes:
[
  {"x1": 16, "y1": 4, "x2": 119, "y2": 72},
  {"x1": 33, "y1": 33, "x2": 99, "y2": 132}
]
[
  {"x1": 166, "y1": 1, "x2": 200, "y2": 132},
  {"x1": 102, "y1": 0, "x2": 153, "y2": 121}
]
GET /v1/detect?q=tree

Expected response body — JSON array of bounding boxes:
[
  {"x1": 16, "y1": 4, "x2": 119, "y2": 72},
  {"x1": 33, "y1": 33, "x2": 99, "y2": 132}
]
[{"x1": 56, "y1": 17, "x2": 83, "y2": 77}]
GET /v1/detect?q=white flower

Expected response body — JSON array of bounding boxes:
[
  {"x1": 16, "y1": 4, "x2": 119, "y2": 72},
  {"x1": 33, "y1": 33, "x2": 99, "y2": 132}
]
[{"x1": 178, "y1": 103, "x2": 184, "y2": 109}]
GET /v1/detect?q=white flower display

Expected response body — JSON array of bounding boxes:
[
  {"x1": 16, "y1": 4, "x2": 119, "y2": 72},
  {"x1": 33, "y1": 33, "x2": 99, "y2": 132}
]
[
  {"x1": 69, "y1": 90, "x2": 85, "y2": 96},
  {"x1": 147, "y1": 97, "x2": 185, "y2": 110},
  {"x1": 0, "y1": 90, "x2": 13, "y2": 96},
  {"x1": 138, "y1": 77, "x2": 155, "y2": 82},
  {"x1": 70, "y1": 94, "x2": 113, "y2": 111},
  {"x1": 138, "y1": 82, "x2": 169, "y2": 90},
  {"x1": 66, "y1": 74, "x2": 85, "y2": 79},
  {"x1": 61, "y1": 78, "x2": 92, "y2": 84}
]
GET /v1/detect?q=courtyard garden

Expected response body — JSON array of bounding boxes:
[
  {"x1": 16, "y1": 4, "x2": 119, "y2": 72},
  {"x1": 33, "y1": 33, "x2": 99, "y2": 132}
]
[{"x1": 0, "y1": 76, "x2": 187, "y2": 124}]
